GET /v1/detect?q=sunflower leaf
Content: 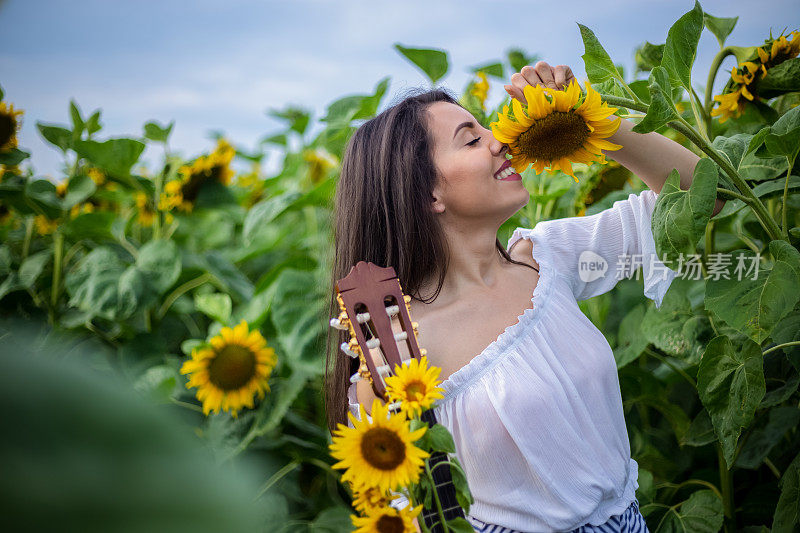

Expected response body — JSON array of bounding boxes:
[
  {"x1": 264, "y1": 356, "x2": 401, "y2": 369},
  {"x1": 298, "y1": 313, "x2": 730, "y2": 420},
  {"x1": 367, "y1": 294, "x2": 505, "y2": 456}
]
[
  {"x1": 634, "y1": 41, "x2": 664, "y2": 74},
  {"x1": 763, "y1": 104, "x2": 800, "y2": 160},
  {"x1": 659, "y1": 490, "x2": 725, "y2": 532},
  {"x1": 632, "y1": 67, "x2": 677, "y2": 134},
  {"x1": 143, "y1": 120, "x2": 174, "y2": 144},
  {"x1": 697, "y1": 335, "x2": 765, "y2": 468},
  {"x1": 703, "y1": 13, "x2": 738, "y2": 49},
  {"x1": 774, "y1": 451, "x2": 800, "y2": 530},
  {"x1": 394, "y1": 44, "x2": 449, "y2": 84},
  {"x1": 661, "y1": 0, "x2": 704, "y2": 93},
  {"x1": 651, "y1": 159, "x2": 718, "y2": 264},
  {"x1": 704, "y1": 240, "x2": 800, "y2": 344},
  {"x1": 37, "y1": 123, "x2": 73, "y2": 153},
  {"x1": 758, "y1": 58, "x2": 800, "y2": 99},
  {"x1": 577, "y1": 23, "x2": 623, "y2": 84},
  {"x1": 73, "y1": 138, "x2": 146, "y2": 178}
]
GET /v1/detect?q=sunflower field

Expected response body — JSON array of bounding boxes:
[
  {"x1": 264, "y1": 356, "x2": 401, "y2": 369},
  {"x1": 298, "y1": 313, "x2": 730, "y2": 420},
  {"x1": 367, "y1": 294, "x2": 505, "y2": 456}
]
[{"x1": 1, "y1": 1, "x2": 800, "y2": 531}]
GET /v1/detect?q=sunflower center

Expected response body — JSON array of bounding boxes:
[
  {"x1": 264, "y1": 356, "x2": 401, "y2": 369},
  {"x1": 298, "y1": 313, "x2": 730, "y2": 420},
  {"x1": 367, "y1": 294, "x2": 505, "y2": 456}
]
[
  {"x1": 0, "y1": 113, "x2": 16, "y2": 149},
  {"x1": 404, "y1": 380, "x2": 426, "y2": 401},
  {"x1": 376, "y1": 515, "x2": 404, "y2": 533},
  {"x1": 361, "y1": 427, "x2": 406, "y2": 471},
  {"x1": 516, "y1": 111, "x2": 590, "y2": 162},
  {"x1": 208, "y1": 344, "x2": 256, "y2": 390}
]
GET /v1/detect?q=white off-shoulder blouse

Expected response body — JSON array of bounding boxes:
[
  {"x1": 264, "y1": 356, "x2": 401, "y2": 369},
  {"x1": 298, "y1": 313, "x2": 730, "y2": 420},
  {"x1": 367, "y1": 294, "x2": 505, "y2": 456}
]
[{"x1": 346, "y1": 189, "x2": 678, "y2": 532}]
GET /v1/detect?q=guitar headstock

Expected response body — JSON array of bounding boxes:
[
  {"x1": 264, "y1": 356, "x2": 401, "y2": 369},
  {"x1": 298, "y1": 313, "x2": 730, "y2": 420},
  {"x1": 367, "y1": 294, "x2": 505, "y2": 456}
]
[{"x1": 331, "y1": 261, "x2": 427, "y2": 399}]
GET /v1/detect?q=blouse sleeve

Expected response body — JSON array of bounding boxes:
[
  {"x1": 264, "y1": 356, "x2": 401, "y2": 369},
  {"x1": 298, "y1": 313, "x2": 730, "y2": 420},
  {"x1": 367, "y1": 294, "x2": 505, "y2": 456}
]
[
  {"x1": 510, "y1": 189, "x2": 677, "y2": 308},
  {"x1": 347, "y1": 380, "x2": 411, "y2": 511}
]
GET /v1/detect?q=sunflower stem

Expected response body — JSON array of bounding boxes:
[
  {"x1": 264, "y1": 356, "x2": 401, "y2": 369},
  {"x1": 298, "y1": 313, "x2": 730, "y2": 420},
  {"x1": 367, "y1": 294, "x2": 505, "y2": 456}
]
[
  {"x1": 50, "y1": 231, "x2": 64, "y2": 313},
  {"x1": 599, "y1": 93, "x2": 786, "y2": 241},
  {"x1": 424, "y1": 459, "x2": 448, "y2": 532},
  {"x1": 157, "y1": 272, "x2": 213, "y2": 319},
  {"x1": 782, "y1": 155, "x2": 796, "y2": 239},
  {"x1": 21, "y1": 215, "x2": 34, "y2": 260},
  {"x1": 704, "y1": 46, "x2": 738, "y2": 138}
]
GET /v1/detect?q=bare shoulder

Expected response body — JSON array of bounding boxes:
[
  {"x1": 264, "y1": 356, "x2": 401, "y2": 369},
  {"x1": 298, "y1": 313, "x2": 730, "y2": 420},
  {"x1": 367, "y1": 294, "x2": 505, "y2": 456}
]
[{"x1": 508, "y1": 237, "x2": 539, "y2": 270}]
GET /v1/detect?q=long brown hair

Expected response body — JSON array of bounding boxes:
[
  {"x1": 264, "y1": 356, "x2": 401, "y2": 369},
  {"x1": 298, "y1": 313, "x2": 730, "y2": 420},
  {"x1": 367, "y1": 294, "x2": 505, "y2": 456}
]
[{"x1": 323, "y1": 87, "x2": 536, "y2": 433}]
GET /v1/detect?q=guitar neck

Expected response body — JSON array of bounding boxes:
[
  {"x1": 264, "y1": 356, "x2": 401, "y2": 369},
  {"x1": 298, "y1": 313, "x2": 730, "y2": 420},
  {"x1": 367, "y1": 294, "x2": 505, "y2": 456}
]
[{"x1": 419, "y1": 409, "x2": 465, "y2": 531}]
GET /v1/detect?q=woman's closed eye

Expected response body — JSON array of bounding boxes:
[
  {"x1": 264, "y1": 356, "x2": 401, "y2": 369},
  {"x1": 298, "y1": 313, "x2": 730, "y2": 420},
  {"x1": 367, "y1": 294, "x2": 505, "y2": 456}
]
[{"x1": 466, "y1": 136, "x2": 481, "y2": 146}]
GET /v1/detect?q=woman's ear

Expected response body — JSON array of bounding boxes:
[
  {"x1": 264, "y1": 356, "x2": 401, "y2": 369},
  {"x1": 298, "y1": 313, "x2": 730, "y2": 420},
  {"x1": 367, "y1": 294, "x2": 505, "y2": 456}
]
[{"x1": 431, "y1": 183, "x2": 445, "y2": 214}]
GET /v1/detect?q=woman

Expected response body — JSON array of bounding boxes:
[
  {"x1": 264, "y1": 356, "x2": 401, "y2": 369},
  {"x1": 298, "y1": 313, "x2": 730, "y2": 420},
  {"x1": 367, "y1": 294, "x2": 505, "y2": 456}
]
[{"x1": 324, "y1": 61, "x2": 725, "y2": 532}]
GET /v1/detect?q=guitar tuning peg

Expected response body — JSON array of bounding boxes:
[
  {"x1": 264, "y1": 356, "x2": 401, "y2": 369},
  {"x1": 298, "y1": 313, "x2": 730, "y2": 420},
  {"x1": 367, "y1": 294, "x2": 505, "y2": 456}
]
[
  {"x1": 355, "y1": 311, "x2": 371, "y2": 324},
  {"x1": 420, "y1": 348, "x2": 427, "y2": 357},
  {"x1": 411, "y1": 322, "x2": 419, "y2": 330},
  {"x1": 403, "y1": 295, "x2": 411, "y2": 303},
  {"x1": 329, "y1": 318, "x2": 348, "y2": 330},
  {"x1": 385, "y1": 305, "x2": 399, "y2": 317},
  {"x1": 340, "y1": 342, "x2": 359, "y2": 359},
  {"x1": 349, "y1": 373, "x2": 362, "y2": 384},
  {"x1": 393, "y1": 331, "x2": 408, "y2": 342},
  {"x1": 366, "y1": 338, "x2": 381, "y2": 349}
]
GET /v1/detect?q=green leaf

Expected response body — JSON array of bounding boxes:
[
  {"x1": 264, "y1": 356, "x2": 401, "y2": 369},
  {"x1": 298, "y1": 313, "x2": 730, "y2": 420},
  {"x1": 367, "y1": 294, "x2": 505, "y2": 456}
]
[
  {"x1": 703, "y1": 13, "x2": 738, "y2": 49},
  {"x1": 422, "y1": 423, "x2": 456, "y2": 454},
  {"x1": 267, "y1": 106, "x2": 310, "y2": 136},
  {"x1": 270, "y1": 269, "x2": 325, "y2": 375},
  {"x1": 764, "y1": 104, "x2": 800, "y2": 160},
  {"x1": 136, "y1": 240, "x2": 181, "y2": 294},
  {"x1": 746, "y1": 126, "x2": 770, "y2": 155},
  {"x1": 449, "y1": 455, "x2": 473, "y2": 513},
  {"x1": 632, "y1": 66, "x2": 678, "y2": 134},
  {"x1": 773, "y1": 451, "x2": 800, "y2": 531},
  {"x1": 577, "y1": 23, "x2": 623, "y2": 84},
  {"x1": 143, "y1": 120, "x2": 174, "y2": 143},
  {"x1": 471, "y1": 61, "x2": 504, "y2": 79},
  {"x1": 0, "y1": 147, "x2": 30, "y2": 166},
  {"x1": 697, "y1": 335, "x2": 765, "y2": 468},
  {"x1": 64, "y1": 247, "x2": 137, "y2": 320},
  {"x1": 194, "y1": 293, "x2": 232, "y2": 325},
  {"x1": 446, "y1": 517, "x2": 476, "y2": 533},
  {"x1": 681, "y1": 409, "x2": 717, "y2": 447},
  {"x1": 37, "y1": 123, "x2": 72, "y2": 153},
  {"x1": 634, "y1": 41, "x2": 664, "y2": 73},
  {"x1": 85, "y1": 110, "x2": 102, "y2": 135},
  {"x1": 660, "y1": 490, "x2": 724, "y2": 532},
  {"x1": 735, "y1": 407, "x2": 800, "y2": 469},
  {"x1": 132, "y1": 365, "x2": 178, "y2": 404},
  {"x1": 243, "y1": 191, "x2": 303, "y2": 245},
  {"x1": 60, "y1": 211, "x2": 116, "y2": 241},
  {"x1": 394, "y1": 44, "x2": 449, "y2": 84},
  {"x1": 651, "y1": 160, "x2": 718, "y2": 264},
  {"x1": 613, "y1": 304, "x2": 650, "y2": 368},
  {"x1": 62, "y1": 173, "x2": 96, "y2": 209},
  {"x1": 506, "y1": 48, "x2": 539, "y2": 73},
  {"x1": 320, "y1": 77, "x2": 390, "y2": 126},
  {"x1": 711, "y1": 132, "x2": 755, "y2": 171},
  {"x1": 627, "y1": 80, "x2": 651, "y2": 105},
  {"x1": 641, "y1": 280, "x2": 709, "y2": 364},
  {"x1": 25, "y1": 179, "x2": 62, "y2": 219},
  {"x1": 73, "y1": 138, "x2": 146, "y2": 177},
  {"x1": 705, "y1": 241, "x2": 800, "y2": 343},
  {"x1": 661, "y1": 0, "x2": 704, "y2": 92},
  {"x1": 203, "y1": 251, "x2": 254, "y2": 303},
  {"x1": 19, "y1": 250, "x2": 52, "y2": 289},
  {"x1": 757, "y1": 57, "x2": 800, "y2": 99},
  {"x1": 69, "y1": 100, "x2": 84, "y2": 138},
  {"x1": 309, "y1": 507, "x2": 353, "y2": 533}
]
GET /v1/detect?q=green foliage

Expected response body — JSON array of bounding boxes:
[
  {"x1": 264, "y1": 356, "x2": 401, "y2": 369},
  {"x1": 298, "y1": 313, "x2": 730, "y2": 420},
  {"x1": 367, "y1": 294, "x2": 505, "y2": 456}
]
[{"x1": 394, "y1": 43, "x2": 450, "y2": 84}]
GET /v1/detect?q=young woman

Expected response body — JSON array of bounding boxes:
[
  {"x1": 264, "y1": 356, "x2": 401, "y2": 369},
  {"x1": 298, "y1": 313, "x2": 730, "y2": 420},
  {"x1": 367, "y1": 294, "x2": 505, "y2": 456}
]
[{"x1": 324, "y1": 61, "x2": 726, "y2": 532}]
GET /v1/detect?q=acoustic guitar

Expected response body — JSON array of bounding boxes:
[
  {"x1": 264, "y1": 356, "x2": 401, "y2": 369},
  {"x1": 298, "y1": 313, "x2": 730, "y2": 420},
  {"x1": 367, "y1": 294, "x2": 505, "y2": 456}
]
[{"x1": 331, "y1": 261, "x2": 467, "y2": 532}]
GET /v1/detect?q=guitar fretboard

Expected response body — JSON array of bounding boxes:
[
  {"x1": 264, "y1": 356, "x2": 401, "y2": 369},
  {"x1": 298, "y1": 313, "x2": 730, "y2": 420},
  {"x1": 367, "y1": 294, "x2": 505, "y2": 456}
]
[{"x1": 419, "y1": 409, "x2": 465, "y2": 531}]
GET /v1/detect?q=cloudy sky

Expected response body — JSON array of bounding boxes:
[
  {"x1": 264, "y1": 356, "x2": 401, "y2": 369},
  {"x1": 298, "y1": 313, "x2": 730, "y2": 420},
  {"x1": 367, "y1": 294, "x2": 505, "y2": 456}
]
[{"x1": 1, "y1": 0, "x2": 798, "y2": 178}]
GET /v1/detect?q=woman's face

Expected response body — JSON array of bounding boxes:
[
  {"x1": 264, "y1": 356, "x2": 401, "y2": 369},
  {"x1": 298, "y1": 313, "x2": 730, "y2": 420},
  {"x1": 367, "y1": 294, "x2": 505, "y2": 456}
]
[{"x1": 426, "y1": 101, "x2": 529, "y2": 225}]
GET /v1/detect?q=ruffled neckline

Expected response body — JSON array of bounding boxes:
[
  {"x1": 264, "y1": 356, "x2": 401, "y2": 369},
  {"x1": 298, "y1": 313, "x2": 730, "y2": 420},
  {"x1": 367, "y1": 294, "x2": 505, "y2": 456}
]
[{"x1": 437, "y1": 229, "x2": 555, "y2": 401}]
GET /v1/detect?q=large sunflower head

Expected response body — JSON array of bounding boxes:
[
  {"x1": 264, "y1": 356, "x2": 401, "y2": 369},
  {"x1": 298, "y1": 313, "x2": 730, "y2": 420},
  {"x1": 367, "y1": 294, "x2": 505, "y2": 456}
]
[
  {"x1": 180, "y1": 320, "x2": 277, "y2": 418},
  {"x1": 329, "y1": 398, "x2": 429, "y2": 493},
  {"x1": 351, "y1": 504, "x2": 422, "y2": 533},
  {"x1": 384, "y1": 355, "x2": 445, "y2": 419},
  {"x1": 490, "y1": 79, "x2": 622, "y2": 183},
  {"x1": 0, "y1": 102, "x2": 23, "y2": 152}
]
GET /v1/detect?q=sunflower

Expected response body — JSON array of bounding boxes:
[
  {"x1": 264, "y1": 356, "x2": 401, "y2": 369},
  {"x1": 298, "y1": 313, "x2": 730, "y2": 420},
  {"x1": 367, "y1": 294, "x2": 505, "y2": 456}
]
[
  {"x1": 302, "y1": 147, "x2": 338, "y2": 185},
  {"x1": 180, "y1": 320, "x2": 277, "y2": 418},
  {"x1": 34, "y1": 215, "x2": 58, "y2": 235},
  {"x1": 135, "y1": 192, "x2": 156, "y2": 226},
  {"x1": 491, "y1": 79, "x2": 622, "y2": 183},
  {"x1": 69, "y1": 202, "x2": 94, "y2": 219},
  {"x1": 350, "y1": 483, "x2": 400, "y2": 514},
  {"x1": 330, "y1": 398, "x2": 429, "y2": 493},
  {"x1": 351, "y1": 504, "x2": 422, "y2": 533},
  {"x1": 384, "y1": 355, "x2": 445, "y2": 419},
  {"x1": 0, "y1": 102, "x2": 23, "y2": 152},
  {"x1": 711, "y1": 29, "x2": 800, "y2": 123},
  {"x1": 470, "y1": 71, "x2": 490, "y2": 110},
  {"x1": 161, "y1": 139, "x2": 235, "y2": 213}
]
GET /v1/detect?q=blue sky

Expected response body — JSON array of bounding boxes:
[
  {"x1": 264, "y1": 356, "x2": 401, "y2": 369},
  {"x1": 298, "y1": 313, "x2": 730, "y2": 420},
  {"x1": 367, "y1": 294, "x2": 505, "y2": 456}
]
[{"x1": 1, "y1": 0, "x2": 798, "y2": 178}]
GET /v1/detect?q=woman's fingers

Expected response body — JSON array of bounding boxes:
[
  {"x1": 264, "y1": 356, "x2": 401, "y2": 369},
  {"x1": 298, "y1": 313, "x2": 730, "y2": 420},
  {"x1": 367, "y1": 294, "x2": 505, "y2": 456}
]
[
  {"x1": 554, "y1": 65, "x2": 568, "y2": 90},
  {"x1": 505, "y1": 62, "x2": 580, "y2": 104},
  {"x1": 531, "y1": 62, "x2": 555, "y2": 89},
  {"x1": 509, "y1": 72, "x2": 531, "y2": 104}
]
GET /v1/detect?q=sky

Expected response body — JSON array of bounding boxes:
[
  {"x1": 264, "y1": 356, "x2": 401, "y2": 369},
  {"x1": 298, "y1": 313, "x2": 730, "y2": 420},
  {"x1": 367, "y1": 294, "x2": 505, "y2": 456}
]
[{"x1": 1, "y1": 0, "x2": 798, "y2": 179}]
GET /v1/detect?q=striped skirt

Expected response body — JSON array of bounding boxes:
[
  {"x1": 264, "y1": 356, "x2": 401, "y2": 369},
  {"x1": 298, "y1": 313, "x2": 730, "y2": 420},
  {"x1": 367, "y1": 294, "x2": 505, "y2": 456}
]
[{"x1": 466, "y1": 498, "x2": 649, "y2": 533}]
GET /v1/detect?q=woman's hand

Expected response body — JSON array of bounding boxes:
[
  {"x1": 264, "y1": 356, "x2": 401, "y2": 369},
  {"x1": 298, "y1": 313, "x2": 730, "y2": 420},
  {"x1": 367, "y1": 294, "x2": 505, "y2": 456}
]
[{"x1": 504, "y1": 61, "x2": 581, "y2": 104}]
